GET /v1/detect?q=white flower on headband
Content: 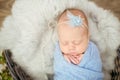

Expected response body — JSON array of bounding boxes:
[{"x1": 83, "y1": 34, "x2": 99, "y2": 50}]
[{"x1": 67, "y1": 11, "x2": 83, "y2": 27}]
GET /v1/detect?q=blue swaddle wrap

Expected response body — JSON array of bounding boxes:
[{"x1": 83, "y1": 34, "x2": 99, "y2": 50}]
[{"x1": 54, "y1": 41, "x2": 104, "y2": 80}]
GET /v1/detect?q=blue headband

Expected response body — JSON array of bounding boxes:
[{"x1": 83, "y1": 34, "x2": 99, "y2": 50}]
[{"x1": 67, "y1": 11, "x2": 83, "y2": 27}]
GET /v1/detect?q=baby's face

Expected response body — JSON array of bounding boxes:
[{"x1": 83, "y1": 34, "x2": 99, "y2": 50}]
[{"x1": 58, "y1": 23, "x2": 89, "y2": 55}]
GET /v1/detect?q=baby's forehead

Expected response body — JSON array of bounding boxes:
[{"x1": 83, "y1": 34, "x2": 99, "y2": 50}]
[
  {"x1": 58, "y1": 25, "x2": 88, "y2": 39},
  {"x1": 59, "y1": 25, "x2": 88, "y2": 35}
]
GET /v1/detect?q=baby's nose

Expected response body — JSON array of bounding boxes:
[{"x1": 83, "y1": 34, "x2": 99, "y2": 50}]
[{"x1": 69, "y1": 43, "x2": 75, "y2": 51}]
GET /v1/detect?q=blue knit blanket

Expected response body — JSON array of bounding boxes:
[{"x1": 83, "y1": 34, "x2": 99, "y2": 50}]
[{"x1": 54, "y1": 41, "x2": 104, "y2": 80}]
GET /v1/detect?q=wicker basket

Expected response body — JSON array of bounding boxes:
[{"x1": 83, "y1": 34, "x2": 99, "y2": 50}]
[{"x1": 111, "y1": 47, "x2": 120, "y2": 80}]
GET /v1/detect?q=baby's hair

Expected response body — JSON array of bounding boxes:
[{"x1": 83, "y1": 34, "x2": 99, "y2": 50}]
[{"x1": 57, "y1": 9, "x2": 88, "y2": 28}]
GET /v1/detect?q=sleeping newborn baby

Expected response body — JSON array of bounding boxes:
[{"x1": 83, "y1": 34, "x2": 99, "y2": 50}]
[{"x1": 54, "y1": 9, "x2": 104, "y2": 80}]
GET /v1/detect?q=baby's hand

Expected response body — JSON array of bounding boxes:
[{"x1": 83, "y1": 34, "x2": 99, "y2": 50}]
[{"x1": 63, "y1": 54, "x2": 83, "y2": 65}]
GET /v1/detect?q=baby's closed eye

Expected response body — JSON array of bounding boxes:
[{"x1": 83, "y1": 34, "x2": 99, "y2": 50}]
[{"x1": 72, "y1": 41, "x2": 81, "y2": 45}]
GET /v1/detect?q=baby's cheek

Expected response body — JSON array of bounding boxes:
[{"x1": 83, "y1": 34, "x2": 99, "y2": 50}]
[
  {"x1": 59, "y1": 45, "x2": 68, "y2": 54},
  {"x1": 77, "y1": 46, "x2": 86, "y2": 53}
]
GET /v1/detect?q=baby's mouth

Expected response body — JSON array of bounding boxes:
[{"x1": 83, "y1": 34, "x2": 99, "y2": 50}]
[{"x1": 66, "y1": 52, "x2": 84, "y2": 56}]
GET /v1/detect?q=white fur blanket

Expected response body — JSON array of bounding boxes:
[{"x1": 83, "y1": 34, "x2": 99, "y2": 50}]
[{"x1": 0, "y1": 0, "x2": 120, "y2": 80}]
